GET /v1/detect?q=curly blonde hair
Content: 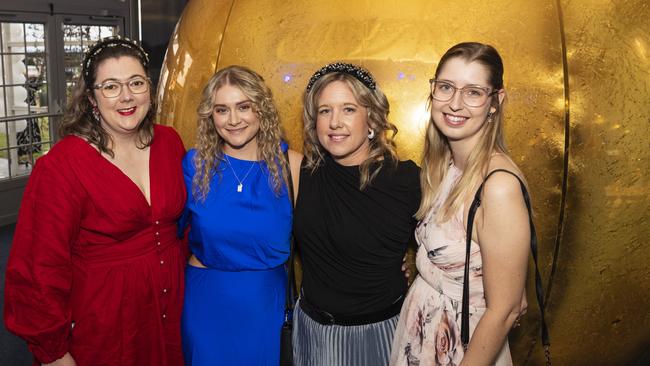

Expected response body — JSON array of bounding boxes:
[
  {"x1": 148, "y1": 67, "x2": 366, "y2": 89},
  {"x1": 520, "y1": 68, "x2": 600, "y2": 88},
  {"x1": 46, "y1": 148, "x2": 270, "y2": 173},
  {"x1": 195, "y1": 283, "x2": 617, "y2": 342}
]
[
  {"x1": 192, "y1": 65, "x2": 288, "y2": 201},
  {"x1": 302, "y1": 71, "x2": 398, "y2": 189}
]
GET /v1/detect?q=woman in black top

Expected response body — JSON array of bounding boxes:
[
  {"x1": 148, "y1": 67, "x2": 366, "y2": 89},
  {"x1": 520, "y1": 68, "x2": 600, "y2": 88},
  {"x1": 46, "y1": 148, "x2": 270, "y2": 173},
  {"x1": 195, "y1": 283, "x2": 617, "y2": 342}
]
[{"x1": 292, "y1": 62, "x2": 421, "y2": 366}]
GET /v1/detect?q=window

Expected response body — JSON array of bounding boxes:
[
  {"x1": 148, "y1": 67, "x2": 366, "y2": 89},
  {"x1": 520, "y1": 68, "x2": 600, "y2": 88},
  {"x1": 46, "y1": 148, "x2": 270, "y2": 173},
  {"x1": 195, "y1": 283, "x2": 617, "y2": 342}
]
[
  {"x1": 0, "y1": 22, "x2": 49, "y2": 179},
  {"x1": 0, "y1": 15, "x2": 120, "y2": 181},
  {"x1": 63, "y1": 23, "x2": 118, "y2": 97}
]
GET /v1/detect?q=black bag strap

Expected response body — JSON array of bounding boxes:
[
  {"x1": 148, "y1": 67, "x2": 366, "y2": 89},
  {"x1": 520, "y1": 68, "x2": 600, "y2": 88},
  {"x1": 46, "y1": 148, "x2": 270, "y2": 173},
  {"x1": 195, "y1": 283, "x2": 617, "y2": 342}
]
[
  {"x1": 461, "y1": 169, "x2": 550, "y2": 364},
  {"x1": 284, "y1": 150, "x2": 297, "y2": 320}
]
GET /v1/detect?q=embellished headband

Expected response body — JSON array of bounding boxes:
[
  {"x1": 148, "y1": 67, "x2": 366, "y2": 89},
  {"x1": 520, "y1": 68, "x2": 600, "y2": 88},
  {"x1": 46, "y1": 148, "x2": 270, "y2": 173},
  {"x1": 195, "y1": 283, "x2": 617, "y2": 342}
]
[
  {"x1": 306, "y1": 62, "x2": 376, "y2": 92},
  {"x1": 82, "y1": 35, "x2": 150, "y2": 85}
]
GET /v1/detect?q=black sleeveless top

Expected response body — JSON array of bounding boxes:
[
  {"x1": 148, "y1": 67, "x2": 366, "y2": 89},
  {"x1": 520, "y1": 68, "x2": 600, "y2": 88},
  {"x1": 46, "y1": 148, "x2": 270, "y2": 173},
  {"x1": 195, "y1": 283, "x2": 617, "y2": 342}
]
[{"x1": 294, "y1": 156, "x2": 421, "y2": 315}]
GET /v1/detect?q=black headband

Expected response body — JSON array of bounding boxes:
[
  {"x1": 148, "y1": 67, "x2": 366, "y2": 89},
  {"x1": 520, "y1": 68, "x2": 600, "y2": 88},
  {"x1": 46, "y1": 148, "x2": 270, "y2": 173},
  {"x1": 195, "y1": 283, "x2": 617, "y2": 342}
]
[
  {"x1": 82, "y1": 36, "x2": 150, "y2": 85},
  {"x1": 306, "y1": 62, "x2": 376, "y2": 92}
]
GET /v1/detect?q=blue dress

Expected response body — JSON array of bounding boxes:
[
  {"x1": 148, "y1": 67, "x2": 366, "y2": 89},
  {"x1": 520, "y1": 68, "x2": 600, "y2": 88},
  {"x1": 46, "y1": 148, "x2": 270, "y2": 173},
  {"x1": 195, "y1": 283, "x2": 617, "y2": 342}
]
[{"x1": 180, "y1": 146, "x2": 292, "y2": 365}]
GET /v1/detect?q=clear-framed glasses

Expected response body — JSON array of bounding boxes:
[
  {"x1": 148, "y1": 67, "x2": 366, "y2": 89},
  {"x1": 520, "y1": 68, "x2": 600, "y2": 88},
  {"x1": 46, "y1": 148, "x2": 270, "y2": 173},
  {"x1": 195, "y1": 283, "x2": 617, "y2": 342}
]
[
  {"x1": 93, "y1": 76, "x2": 150, "y2": 98},
  {"x1": 429, "y1": 79, "x2": 497, "y2": 107}
]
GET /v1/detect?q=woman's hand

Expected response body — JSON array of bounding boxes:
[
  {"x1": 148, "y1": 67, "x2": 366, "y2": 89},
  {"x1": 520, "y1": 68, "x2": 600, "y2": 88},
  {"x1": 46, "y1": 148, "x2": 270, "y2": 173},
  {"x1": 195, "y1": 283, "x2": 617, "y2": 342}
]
[
  {"x1": 514, "y1": 290, "x2": 528, "y2": 328},
  {"x1": 43, "y1": 352, "x2": 77, "y2": 366},
  {"x1": 401, "y1": 254, "x2": 411, "y2": 280}
]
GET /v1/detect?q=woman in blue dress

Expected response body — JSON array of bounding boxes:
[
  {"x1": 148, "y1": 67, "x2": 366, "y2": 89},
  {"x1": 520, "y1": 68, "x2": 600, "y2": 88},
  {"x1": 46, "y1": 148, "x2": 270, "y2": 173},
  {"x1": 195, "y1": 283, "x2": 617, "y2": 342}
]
[{"x1": 181, "y1": 65, "x2": 301, "y2": 365}]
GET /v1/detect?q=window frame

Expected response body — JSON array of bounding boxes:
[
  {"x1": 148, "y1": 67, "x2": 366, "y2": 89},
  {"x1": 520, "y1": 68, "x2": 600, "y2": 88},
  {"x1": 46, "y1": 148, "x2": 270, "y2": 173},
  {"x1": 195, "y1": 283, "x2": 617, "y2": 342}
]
[{"x1": 0, "y1": 1, "x2": 134, "y2": 225}]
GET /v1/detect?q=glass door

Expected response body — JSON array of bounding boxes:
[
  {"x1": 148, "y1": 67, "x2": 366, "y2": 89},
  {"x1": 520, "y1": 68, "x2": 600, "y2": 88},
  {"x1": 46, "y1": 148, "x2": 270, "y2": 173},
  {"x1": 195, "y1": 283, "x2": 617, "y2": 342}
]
[{"x1": 0, "y1": 13, "x2": 122, "y2": 181}]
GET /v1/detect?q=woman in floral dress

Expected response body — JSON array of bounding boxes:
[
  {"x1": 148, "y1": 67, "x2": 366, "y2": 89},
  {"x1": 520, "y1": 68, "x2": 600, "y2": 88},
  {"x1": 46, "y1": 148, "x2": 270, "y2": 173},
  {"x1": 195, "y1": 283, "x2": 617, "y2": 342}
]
[{"x1": 390, "y1": 42, "x2": 530, "y2": 366}]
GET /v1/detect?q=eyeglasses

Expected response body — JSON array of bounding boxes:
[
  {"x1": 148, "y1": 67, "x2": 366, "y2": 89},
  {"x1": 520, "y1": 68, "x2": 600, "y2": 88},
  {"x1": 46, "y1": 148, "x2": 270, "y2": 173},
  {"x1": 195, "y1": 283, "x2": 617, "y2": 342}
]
[
  {"x1": 429, "y1": 79, "x2": 497, "y2": 107},
  {"x1": 92, "y1": 76, "x2": 150, "y2": 98}
]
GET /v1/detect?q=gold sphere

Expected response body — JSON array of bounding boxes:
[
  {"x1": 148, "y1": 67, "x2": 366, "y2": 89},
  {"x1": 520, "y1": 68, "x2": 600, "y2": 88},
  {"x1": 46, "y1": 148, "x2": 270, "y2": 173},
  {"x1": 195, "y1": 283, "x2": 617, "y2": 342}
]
[{"x1": 157, "y1": 1, "x2": 650, "y2": 364}]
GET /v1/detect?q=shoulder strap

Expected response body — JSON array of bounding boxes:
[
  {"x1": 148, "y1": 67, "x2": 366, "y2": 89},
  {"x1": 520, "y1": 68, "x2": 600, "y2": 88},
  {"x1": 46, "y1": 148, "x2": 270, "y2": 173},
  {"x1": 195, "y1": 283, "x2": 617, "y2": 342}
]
[
  {"x1": 461, "y1": 169, "x2": 550, "y2": 363},
  {"x1": 283, "y1": 150, "x2": 297, "y2": 318}
]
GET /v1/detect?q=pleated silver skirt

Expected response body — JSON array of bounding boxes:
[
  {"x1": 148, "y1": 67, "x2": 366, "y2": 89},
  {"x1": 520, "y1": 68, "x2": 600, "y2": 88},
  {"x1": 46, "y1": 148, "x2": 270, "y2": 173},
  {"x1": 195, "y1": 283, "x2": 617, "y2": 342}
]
[{"x1": 292, "y1": 299, "x2": 399, "y2": 366}]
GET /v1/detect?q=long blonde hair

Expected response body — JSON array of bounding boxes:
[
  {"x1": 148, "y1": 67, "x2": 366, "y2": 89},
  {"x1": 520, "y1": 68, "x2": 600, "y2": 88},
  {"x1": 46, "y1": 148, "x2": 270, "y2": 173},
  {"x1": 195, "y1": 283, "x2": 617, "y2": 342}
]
[
  {"x1": 417, "y1": 42, "x2": 508, "y2": 221},
  {"x1": 303, "y1": 71, "x2": 398, "y2": 189},
  {"x1": 192, "y1": 65, "x2": 288, "y2": 201}
]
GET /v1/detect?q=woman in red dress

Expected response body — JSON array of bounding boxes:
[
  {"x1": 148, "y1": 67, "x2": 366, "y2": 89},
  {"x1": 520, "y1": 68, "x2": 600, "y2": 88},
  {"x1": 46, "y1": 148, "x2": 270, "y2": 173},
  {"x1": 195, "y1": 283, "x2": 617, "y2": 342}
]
[{"x1": 4, "y1": 37, "x2": 186, "y2": 366}]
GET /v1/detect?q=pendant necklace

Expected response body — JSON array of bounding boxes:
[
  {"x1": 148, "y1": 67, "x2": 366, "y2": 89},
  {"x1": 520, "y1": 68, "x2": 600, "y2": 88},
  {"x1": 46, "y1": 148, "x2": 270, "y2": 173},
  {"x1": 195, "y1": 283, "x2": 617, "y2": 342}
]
[{"x1": 224, "y1": 155, "x2": 257, "y2": 192}]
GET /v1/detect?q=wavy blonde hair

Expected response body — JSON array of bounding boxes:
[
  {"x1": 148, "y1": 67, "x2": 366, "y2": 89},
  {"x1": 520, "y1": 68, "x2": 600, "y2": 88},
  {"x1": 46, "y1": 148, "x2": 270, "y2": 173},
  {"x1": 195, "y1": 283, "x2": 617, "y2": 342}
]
[
  {"x1": 303, "y1": 72, "x2": 398, "y2": 189},
  {"x1": 192, "y1": 65, "x2": 288, "y2": 201},
  {"x1": 417, "y1": 42, "x2": 510, "y2": 222}
]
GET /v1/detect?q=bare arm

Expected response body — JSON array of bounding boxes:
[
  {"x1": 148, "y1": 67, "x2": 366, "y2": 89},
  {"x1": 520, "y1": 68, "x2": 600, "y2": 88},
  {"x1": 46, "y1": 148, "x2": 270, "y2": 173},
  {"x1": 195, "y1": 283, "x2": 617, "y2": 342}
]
[{"x1": 460, "y1": 172, "x2": 530, "y2": 366}]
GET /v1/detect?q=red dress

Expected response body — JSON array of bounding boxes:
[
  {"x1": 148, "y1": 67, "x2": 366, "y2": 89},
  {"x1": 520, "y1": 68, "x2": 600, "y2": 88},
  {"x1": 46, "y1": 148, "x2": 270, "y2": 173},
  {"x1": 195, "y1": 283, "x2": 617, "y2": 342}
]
[{"x1": 4, "y1": 124, "x2": 187, "y2": 366}]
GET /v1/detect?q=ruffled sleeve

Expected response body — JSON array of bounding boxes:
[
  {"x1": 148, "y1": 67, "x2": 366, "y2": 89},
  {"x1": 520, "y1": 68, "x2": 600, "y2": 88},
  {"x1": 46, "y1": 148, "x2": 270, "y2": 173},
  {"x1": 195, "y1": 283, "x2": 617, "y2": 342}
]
[{"x1": 3, "y1": 151, "x2": 84, "y2": 363}]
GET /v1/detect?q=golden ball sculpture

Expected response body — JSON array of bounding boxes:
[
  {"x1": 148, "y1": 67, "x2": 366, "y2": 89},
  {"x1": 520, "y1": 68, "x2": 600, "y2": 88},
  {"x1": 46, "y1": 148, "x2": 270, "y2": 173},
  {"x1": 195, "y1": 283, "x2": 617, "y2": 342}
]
[{"x1": 156, "y1": 1, "x2": 650, "y2": 364}]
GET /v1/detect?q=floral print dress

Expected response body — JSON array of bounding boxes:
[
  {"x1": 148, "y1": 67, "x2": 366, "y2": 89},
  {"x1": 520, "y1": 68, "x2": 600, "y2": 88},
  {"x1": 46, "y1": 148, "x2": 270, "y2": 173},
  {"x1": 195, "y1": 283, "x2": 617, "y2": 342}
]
[{"x1": 390, "y1": 163, "x2": 512, "y2": 366}]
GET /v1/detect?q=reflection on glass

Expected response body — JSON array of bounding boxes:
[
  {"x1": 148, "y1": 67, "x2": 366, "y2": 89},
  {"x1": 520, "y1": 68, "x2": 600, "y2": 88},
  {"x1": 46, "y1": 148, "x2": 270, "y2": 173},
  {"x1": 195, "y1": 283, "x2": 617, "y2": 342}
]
[
  {"x1": 37, "y1": 116, "x2": 50, "y2": 142},
  {"x1": 9, "y1": 147, "x2": 32, "y2": 177},
  {"x1": 0, "y1": 121, "x2": 7, "y2": 150},
  {"x1": 16, "y1": 118, "x2": 42, "y2": 161},
  {"x1": 8, "y1": 119, "x2": 26, "y2": 148},
  {"x1": 25, "y1": 23, "x2": 45, "y2": 53},
  {"x1": 1, "y1": 23, "x2": 26, "y2": 54},
  {"x1": 0, "y1": 152, "x2": 8, "y2": 180},
  {"x1": 0, "y1": 21, "x2": 47, "y2": 180},
  {"x1": 100, "y1": 26, "x2": 115, "y2": 38},
  {"x1": 61, "y1": 24, "x2": 119, "y2": 103},
  {"x1": 31, "y1": 83, "x2": 48, "y2": 113},
  {"x1": 25, "y1": 54, "x2": 47, "y2": 80},
  {"x1": 7, "y1": 86, "x2": 28, "y2": 117},
  {"x1": 63, "y1": 25, "x2": 82, "y2": 53},
  {"x1": 23, "y1": 53, "x2": 47, "y2": 115},
  {"x1": 0, "y1": 88, "x2": 5, "y2": 118},
  {"x1": 62, "y1": 24, "x2": 119, "y2": 55},
  {"x1": 2, "y1": 54, "x2": 27, "y2": 85},
  {"x1": 0, "y1": 23, "x2": 12, "y2": 53},
  {"x1": 83, "y1": 25, "x2": 96, "y2": 44},
  {"x1": 64, "y1": 52, "x2": 83, "y2": 81},
  {"x1": 64, "y1": 43, "x2": 83, "y2": 53},
  {"x1": 66, "y1": 81, "x2": 77, "y2": 100},
  {"x1": 35, "y1": 142, "x2": 50, "y2": 160}
]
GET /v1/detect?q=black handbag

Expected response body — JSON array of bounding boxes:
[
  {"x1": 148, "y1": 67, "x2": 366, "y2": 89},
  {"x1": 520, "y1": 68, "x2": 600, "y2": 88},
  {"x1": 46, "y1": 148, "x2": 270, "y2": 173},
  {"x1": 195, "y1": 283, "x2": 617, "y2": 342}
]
[
  {"x1": 461, "y1": 169, "x2": 551, "y2": 365},
  {"x1": 280, "y1": 151, "x2": 297, "y2": 366},
  {"x1": 280, "y1": 251, "x2": 296, "y2": 366}
]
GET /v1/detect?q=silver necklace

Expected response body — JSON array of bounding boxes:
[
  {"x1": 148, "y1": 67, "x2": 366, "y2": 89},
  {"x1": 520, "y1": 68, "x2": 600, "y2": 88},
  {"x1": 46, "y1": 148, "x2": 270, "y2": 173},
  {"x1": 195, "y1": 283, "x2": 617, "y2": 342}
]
[{"x1": 224, "y1": 155, "x2": 257, "y2": 192}]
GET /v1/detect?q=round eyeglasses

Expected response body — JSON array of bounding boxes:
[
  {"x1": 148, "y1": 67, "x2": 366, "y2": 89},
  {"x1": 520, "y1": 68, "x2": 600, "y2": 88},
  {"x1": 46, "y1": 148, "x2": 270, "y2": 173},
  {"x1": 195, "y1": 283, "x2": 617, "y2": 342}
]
[
  {"x1": 92, "y1": 77, "x2": 150, "y2": 98},
  {"x1": 429, "y1": 79, "x2": 497, "y2": 108}
]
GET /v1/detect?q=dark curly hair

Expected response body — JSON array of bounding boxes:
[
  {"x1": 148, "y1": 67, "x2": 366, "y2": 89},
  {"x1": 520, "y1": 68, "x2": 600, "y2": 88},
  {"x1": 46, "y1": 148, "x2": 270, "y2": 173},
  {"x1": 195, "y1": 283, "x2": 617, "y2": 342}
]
[{"x1": 59, "y1": 37, "x2": 155, "y2": 157}]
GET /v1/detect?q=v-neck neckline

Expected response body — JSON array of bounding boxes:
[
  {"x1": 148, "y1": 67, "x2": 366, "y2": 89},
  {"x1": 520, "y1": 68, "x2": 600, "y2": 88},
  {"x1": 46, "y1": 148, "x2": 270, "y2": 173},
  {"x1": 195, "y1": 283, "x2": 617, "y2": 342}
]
[{"x1": 72, "y1": 134, "x2": 154, "y2": 208}]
